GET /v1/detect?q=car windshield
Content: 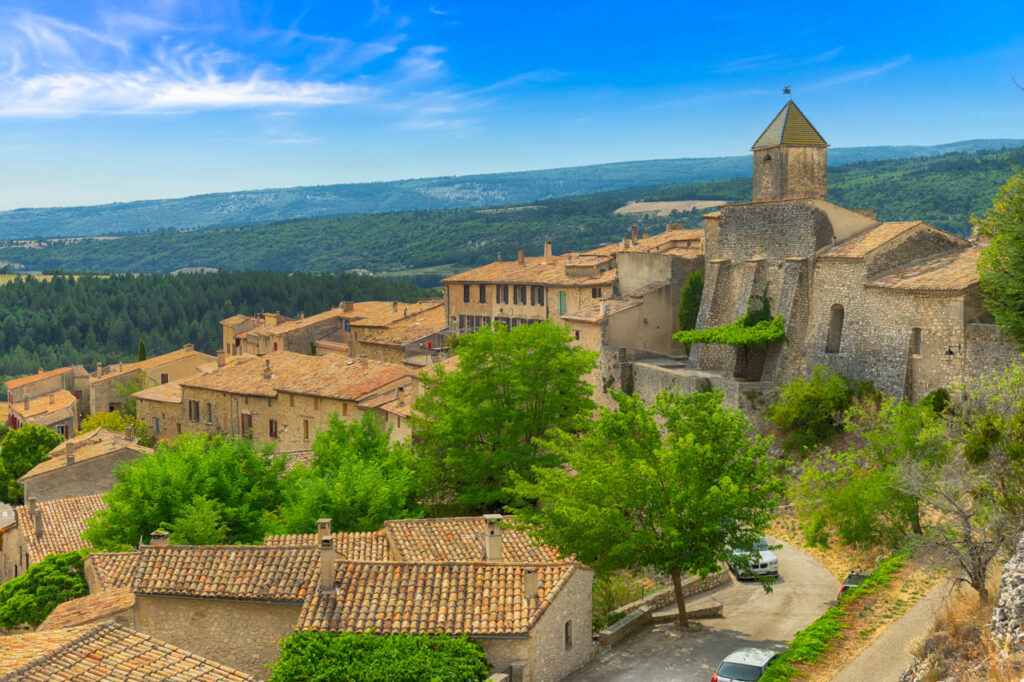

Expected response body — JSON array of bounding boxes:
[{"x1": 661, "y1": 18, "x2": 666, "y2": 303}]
[
  {"x1": 752, "y1": 540, "x2": 770, "y2": 551},
  {"x1": 716, "y1": 661, "x2": 763, "y2": 681}
]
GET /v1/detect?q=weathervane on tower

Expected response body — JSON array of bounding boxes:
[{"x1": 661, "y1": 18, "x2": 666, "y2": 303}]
[{"x1": 783, "y1": 85, "x2": 792, "y2": 96}]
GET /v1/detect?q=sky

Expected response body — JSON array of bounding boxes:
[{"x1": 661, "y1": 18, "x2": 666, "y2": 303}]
[{"x1": 0, "y1": 0, "x2": 1021, "y2": 210}]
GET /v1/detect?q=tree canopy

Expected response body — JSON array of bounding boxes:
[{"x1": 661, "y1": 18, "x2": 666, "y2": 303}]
[
  {"x1": 0, "y1": 550, "x2": 89, "y2": 629},
  {"x1": 0, "y1": 424, "x2": 64, "y2": 503},
  {"x1": 511, "y1": 389, "x2": 783, "y2": 627},
  {"x1": 411, "y1": 321, "x2": 597, "y2": 513},
  {"x1": 976, "y1": 170, "x2": 1024, "y2": 345}
]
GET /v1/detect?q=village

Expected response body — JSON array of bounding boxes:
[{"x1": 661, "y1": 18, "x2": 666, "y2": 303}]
[{"x1": 1, "y1": 101, "x2": 1023, "y2": 682}]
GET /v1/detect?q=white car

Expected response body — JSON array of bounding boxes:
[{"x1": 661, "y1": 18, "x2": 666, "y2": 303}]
[
  {"x1": 712, "y1": 647, "x2": 779, "y2": 681},
  {"x1": 728, "y1": 538, "x2": 778, "y2": 579}
]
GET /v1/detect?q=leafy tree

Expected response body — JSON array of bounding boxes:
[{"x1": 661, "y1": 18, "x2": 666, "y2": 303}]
[
  {"x1": 412, "y1": 321, "x2": 597, "y2": 513},
  {"x1": 511, "y1": 390, "x2": 783, "y2": 627},
  {"x1": 83, "y1": 434, "x2": 287, "y2": 549},
  {"x1": 975, "y1": 170, "x2": 1024, "y2": 344},
  {"x1": 137, "y1": 338, "x2": 147, "y2": 361},
  {"x1": 114, "y1": 374, "x2": 148, "y2": 419},
  {"x1": 0, "y1": 424, "x2": 64, "y2": 503},
  {"x1": 677, "y1": 270, "x2": 703, "y2": 353},
  {"x1": 270, "y1": 631, "x2": 491, "y2": 682},
  {"x1": 280, "y1": 413, "x2": 422, "y2": 533},
  {"x1": 0, "y1": 550, "x2": 89, "y2": 629},
  {"x1": 78, "y1": 411, "x2": 155, "y2": 448},
  {"x1": 764, "y1": 365, "x2": 872, "y2": 453}
]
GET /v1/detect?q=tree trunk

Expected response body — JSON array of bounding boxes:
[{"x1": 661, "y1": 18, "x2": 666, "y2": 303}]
[
  {"x1": 670, "y1": 569, "x2": 689, "y2": 629},
  {"x1": 910, "y1": 502, "x2": 924, "y2": 536}
]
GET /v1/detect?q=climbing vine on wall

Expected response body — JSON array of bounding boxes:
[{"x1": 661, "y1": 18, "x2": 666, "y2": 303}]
[{"x1": 674, "y1": 290, "x2": 786, "y2": 348}]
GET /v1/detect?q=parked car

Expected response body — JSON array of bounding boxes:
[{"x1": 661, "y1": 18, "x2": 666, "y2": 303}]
[
  {"x1": 711, "y1": 647, "x2": 779, "y2": 681},
  {"x1": 728, "y1": 538, "x2": 778, "y2": 579},
  {"x1": 837, "y1": 572, "x2": 869, "y2": 600}
]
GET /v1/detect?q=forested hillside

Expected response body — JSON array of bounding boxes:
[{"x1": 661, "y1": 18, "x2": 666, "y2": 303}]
[
  {"x1": 0, "y1": 139, "x2": 1018, "y2": 240},
  {"x1": 1, "y1": 145, "x2": 1020, "y2": 281},
  {"x1": 0, "y1": 271, "x2": 428, "y2": 390}
]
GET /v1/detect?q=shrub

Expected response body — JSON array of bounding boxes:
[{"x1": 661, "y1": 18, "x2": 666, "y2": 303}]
[
  {"x1": 269, "y1": 631, "x2": 491, "y2": 682},
  {"x1": 765, "y1": 365, "x2": 865, "y2": 453},
  {"x1": 0, "y1": 550, "x2": 89, "y2": 629},
  {"x1": 677, "y1": 270, "x2": 704, "y2": 352},
  {"x1": 919, "y1": 387, "x2": 951, "y2": 414}
]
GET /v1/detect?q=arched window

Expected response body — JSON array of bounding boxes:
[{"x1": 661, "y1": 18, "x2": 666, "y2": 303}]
[
  {"x1": 826, "y1": 304, "x2": 844, "y2": 353},
  {"x1": 758, "y1": 154, "x2": 773, "y2": 197}
]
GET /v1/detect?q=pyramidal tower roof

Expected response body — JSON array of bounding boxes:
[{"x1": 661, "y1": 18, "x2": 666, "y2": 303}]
[{"x1": 751, "y1": 101, "x2": 828, "y2": 150}]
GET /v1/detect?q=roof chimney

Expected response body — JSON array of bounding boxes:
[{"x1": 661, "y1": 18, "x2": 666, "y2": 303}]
[
  {"x1": 184, "y1": 343, "x2": 194, "y2": 351},
  {"x1": 150, "y1": 529, "x2": 170, "y2": 548},
  {"x1": 484, "y1": 514, "x2": 503, "y2": 562},
  {"x1": 317, "y1": 518, "x2": 332, "y2": 541},
  {"x1": 517, "y1": 249, "x2": 525, "y2": 266},
  {"x1": 262, "y1": 359, "x2": 272, "y2": 379},
  {"x1": 631, "y1": 225, "x2": 639, "y2": 245},
  {"x1": 496, "y1": 252, "x2": 502, "y2": 262},
  {"x1": 65, "y1": 446, "x2": 75, "y2": 466},
  {"x1": 124, "y1": 424, "x2": 135, "y2": 442},
  {"x1": 544, "y1": 241, "x2": 553, "y2": 260},
  {"x1": 216, "y1": 349, "x2": 226, "y2": 367},
  {"x1": 27, "y1": 497, "x2": 37, "y2": 517},
  {"x1": 342, "y1": 302, "x2": 354, "y2": 312},
  {"x1": 397, "y1": 386, "x2": 406, "y2": 406},
  {"x1": 524, "y1": 566, "x2": 539, "y2": 601},
  {"x1": 643, "y1": 231, "x2": 649, "y2": 239},
  {"x1": 96, "y1": 362, "x2": 102, "y2": 376},
  {"x1": 392, "y1": 301, "x2": 399, "y2": 312},
  {"x1": 37, "y1": 367, "x2": 43, "y2": 374},
  {"x1": 48, "y1": 393, "x2": 54, "y2": 405},
  {"x1": 23, "y1": 395, "x2": 30, "y2": 410},
  {"x1": 299, "y1": 311, "x2": 305, "y2": 319},
  {"x1": 320, "y1": 536, "x2": 336, "y2": 593}
]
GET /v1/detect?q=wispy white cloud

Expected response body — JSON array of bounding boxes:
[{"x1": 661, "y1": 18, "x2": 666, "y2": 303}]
[
  {"x1": 715, "y1": 46, "x2": 844, "y2": 73},
  {"x1": 806, "y1": 55, "x2": 911, "y2": 89}
]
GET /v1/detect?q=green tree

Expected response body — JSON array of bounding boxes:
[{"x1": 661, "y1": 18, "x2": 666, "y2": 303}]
[
  {"x1": 78, "y1": 411, "x2": 155, "y2": 448},
  {"x1": 114, "y1": 373, "x2": 148, "y2": 419},
  {"x1": 137, "y1": 338, "x2": 147, "y2": 361},
  {"x1": 511, "y1": 390, "x2": 783, "y2": 627},
  {"x1": 0, "y1": 550, "x2": 89, "y2": 629},
  {"x1": 280, "y1": 413, "x2": 422, "y2": 533},
  {"x1": 83, "y1": 434, "x2": 287, "y2": 549},
  {"x1": 411, "y1": 321, "x2": 597, "y2": 513},
  {"x1": 764, "y1": 365, "x2": 870, "y2": 453},
  {"x1": 975, "y1": 170, "x2": 1024, "y2": 344},
  {"x1": 677, "y1": 270, "x2": 703, "y2": 353},
  {"x1": 270, "y1": 631, "x2": 491, "y2": 682},
  {"x1": 0, "y1": 424, "x2": 64, "y2": 503}
]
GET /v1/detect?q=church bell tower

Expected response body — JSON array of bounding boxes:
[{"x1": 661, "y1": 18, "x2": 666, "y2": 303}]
[{"x1": 751, "y1": 100, "x2": 828, "y2": 202}]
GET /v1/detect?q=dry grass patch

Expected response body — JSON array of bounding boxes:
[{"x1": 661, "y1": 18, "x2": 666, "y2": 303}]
[{"x1": 770, "y1": 512, "x2": 884, "y2": 583}]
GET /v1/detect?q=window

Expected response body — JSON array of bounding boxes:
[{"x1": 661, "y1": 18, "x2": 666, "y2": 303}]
[
  {"x1": 591, "y1": 287, "x2": 602, "y2": 298},
  {"x1": 273, "y1": 342, "x2": 278, "y2": 351},
  {"x1": 575, "y1": 331, "x2": 580, "y2": 340},
  {"x1": 314, "y1": 397, "x2": 320, "y2": 410},
  {"x1": 558, "y1": 291, "x2": 567, "y2": 315},
  {"x1": 73, "y1": 390, "x2": 82, "y2": 399},
  {"x1": 269, "y1": 419, "x2": 278, "y2": 438},
  {"x1": 342, "y1": 403, "x2": 348, "y2": 417},
  {"x1": 498, "y1": 285, "x2": 509, "y2": 304},
  {"x1": 532, "y1": 286, "x2": 544, "y2": 306},
  {"x1": 479, "y1": 284, "x2": 486, "y2": 303},
  {"x1": 463, "y1": 285, "x2": 470, "y2": 303},
  {"x1": 188, "y1": 400, "x2": 200, "y2": 422},
  {"x1": 289, "y1": 394, "x2": 295, "y2": 407},
  {"x1": 160, "y1": 373, "x2": 169, "y2": 384},
  {"x1": 176, "y1": 423, "x2": 182, "y2": 435},
  {"x1": 564, "y1": 621, "x2": 573, "y2": 650},
  {"x1": 206, "y1": 403, "x2": 213, "y2": 423},
  {"x1": 57, "y1": 425, "x2": 67, "y2": 437},
  {"x1": 153, "y1": 417, "x2": 160, "y2": 433},
  {"x1": 241, "y1": 413, "x2": 253, "y2": 438},
  {"x1": 825, "y1": 304, "x2": 844, "y2": 353},
  {"x1": 911, "y1": 328, "x2": 922, "y2": 356},
  {"x1": 303, "y1": 419, "x2": 310, "y2": 441},
  {"x1": 514, "y1": 285, "x2": 527, "y2": 305},
  {"x1": 344, "y1": 320, "x2": 351, "y2": 332}
]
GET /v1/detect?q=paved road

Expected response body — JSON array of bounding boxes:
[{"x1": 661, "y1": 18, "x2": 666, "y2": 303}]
[{"x1": 566, "y1": 541, "x2": 837, "y2": 682}]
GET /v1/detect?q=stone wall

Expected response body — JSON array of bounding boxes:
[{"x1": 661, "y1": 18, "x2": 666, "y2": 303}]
[
  {"x1": 717, "y1": 201, "x2": 833, "y2": 263},
  {"x1": 966, "y1": 323, "x2": 1021, "y2": 383},
  {"x1": 90, "y1": 352, "x2": 213, "y2": 415},
  {"x1": 0, "y1": 524, "x2": 27, "y2": 583},
  {"x1": 992, "y1": 534, "x2": 1024, "y2": 648},
  {"x1": 752, "y1": 147, "x2": 827, "y2": 202},
  {"x1": 526, "y1": 567, "x2": 594, "y2": 682},
  {"x1": 21, "y1": 448, "x2": 143, "y2": 502},
  {"x1": 134, "y1": 595, "x2": 301, "y2": 680}
]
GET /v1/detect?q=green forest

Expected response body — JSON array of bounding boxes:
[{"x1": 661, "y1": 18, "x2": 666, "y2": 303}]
[
  {"x1": 0, "y1": 271, "x2": 428, "y2": 389},
  {"x1": 1, "y1": 145, "x2": 1019, "y2": 282}
]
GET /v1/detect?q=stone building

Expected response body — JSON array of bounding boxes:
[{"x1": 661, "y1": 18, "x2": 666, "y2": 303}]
[
  {"x1": 348, "y1": 302, "x2": 448, "y2": 365},
  {"x1": 4, "y1": 366, "x2": 90, "y2": 424},
  {"x1": 18, "y1": 428, "x2": 152, "y2": 503},
  {"x1": 84, "y1": 516, "x2": 593, "y2": 681},
  {"x1": 0, "y1": 493, "x2": 104, "y2": 583},
  {"x1": 631, "y1": 100, "x2": 1019, "y2": 408},
  {"x1": 6, "y1": 390, "x2": 78, "y2": 438},
  {"x1": 133, "y1": 351, "x2": 414, "y2": 450},
  {"x1": 89, "y1": 345, "x2": 214, "y2": 415}
]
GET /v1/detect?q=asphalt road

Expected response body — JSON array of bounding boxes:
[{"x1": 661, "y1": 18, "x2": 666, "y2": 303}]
[{"x1": 566, "y1": 541, "x2": 838, "y2": 682}]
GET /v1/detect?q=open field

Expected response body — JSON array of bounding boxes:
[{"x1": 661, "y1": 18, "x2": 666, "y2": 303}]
[{"x1": 614, "y1": 200, "x2": 726, "y2": 216}]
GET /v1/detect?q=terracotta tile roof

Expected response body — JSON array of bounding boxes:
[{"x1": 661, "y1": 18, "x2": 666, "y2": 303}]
[
  {"x1": 867, "y1": 246, "x2": 981, "y2": 292},
  {"x1": 752, "y1": 100, "x2": 827, "y2": 149},
  {"x1": 220, "y1": 314, "x2": 254, "y2": 326},
  {"x1": 298, "y1": 560, "x2": 576, "y2": 636},
  {"x1": 37, "y1": 587, "x2": 136, "y2": 631},
  {"x1": 91, "y1": 348, "x2": 214, "y2": 384},
  {"x1": 314, "y1": 340, "x2": 349, "y2": 354},
  {"x1": 12, "y1": 494, "x2": 105, "y2": 560},
  {"x1": 20, "y1": 429, "x2": 151, "y2": 481},
  {"x1": 443, "y1": 255, "x2": 616, "y2": 287},
  {"x1": 130, "y1": 545, "x2": 317, "y2": 602},
  {"x1": 132, "y1": 378, "x2": 185, "y2": 404},
  {"x1": 264, "y1": 531, "x2": 391, "y2": 562},
  {"x1": 819, "y1": 221, "x2": 927, "y2": 259},
  {"x1": 361, "y1": 304, "x2": 447, "y2": 347},
  {"x1": 562, "y1": 299, "x2": 642, "y2": 323},
  {"x1": 0, "y1": 622, "x2": 256, "y2": 681},
  {"x1": 9, "y1": 389, "x2": 77, "y2": 425},
  {"x1": 264, "y1": 308, "x2": 348, "y2": 336},
  {"x1": 384, "y1": 517, "x2": 563, "y2": 563},
  {"x1": 703, "y1": 210, "x2": 722, "y2": 219},
  {"x1": 661, "y1": 246, "x2": 704, "y2": 259},
  {"x1": 347, "y1": 300, "x2": 445, "y2": 330},
  {"x1": 282, "y1": 449, "x2": 315, "y2": 471},
  {"x1": 180, "y1": 351, "x2": 413, "y2": 401},
  {"x1": 5, "y1": 366, "x2": 86, "y2": 391},
  {"x1": 87, "y1": 552, "x2": 140, "y2": 591}
]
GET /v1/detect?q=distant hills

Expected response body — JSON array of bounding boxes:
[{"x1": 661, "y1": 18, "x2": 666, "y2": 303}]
[
  {"x1": 2, "y1": 144, "x2": 1021, "y2": 285},
  {"x1": 0, "y1": 138, "x2": 1021, "y2": 241}
]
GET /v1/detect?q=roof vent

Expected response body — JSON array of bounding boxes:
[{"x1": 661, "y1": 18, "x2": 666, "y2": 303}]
[
  {"x1": 320, "y1": 536, "x2": 336, "y2": 593},
  {"x1": 150, "y1": 529, "x2": 170, "y2": 548},
  {"x1": 483, "y1": 514, "x2": 503, "y2": 562},
  {"x1": 263, "y1": 359, "x2": 272, "y2": 379},
  {"x1": 525, "y1": 566, "x2": 539, "y2": 601}
]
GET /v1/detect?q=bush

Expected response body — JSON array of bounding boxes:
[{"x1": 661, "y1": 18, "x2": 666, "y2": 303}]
[
  {"x1": 765, "y1": 365, "x2": 870, "y2": 453},
  {"x1": 269, "y1": 631, "x2": 491, "y2": 681},
  {"x1": 677, "y1": 270, "x2": 703, "y2": 353},
  {"x1": 0, "y1": 550, "x2": 89, "y2": 629}
]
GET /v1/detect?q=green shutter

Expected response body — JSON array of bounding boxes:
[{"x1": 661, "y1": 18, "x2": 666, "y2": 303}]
[{"x1": 558, "y1": 291, "x2": 567, "y2": 315}]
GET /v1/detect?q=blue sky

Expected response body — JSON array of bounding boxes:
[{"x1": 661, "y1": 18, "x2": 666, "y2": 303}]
[{"x1": 0, "y1": 0, "x2": 1021, "y2": 209}]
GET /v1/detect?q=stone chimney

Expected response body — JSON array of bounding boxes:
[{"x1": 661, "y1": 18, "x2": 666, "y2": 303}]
[
  {"x1": 299, "y1": 311, "x2": 305, "y2": 319},
  {"x1": 484, "y1": 514, "x2": 503, "y2": 562},
  {"x1": 392, "y1": 301, "x2": 399, "y2": 312},
  {"x1": 320, "y1": 536, "x2": 336, "y2": 593},
  {"x1": 517, "y1": 249, "x2": 525, "y2": 266},
  {"x1": 397, "y1": 386, "x2": 406, "y2": 406},
  {"x1": 150, "y1": 529, "x2": 170, "y2": 548},
  {"x1": 643, "y1": 231, "x2": 650, "y2": 239},
  {"x1": 96, "y1": 362, "x2": 103, "y2": 376},
  {"x1": 184, "y1": 343, "x2": 194, "y2": 351},
  {"x1": 342, "y1": 302, "x2": 354, "y2": 312},
  {"x1": 544, "y1": 241, "x2": 553, "y2": 260},
  {"x1": 524, "y1": 567, "x2": 539, "y2": 601},
  {"x1": 317, "y1": 518, "x2": 332, "y2": 541},
  {"x1": 262, "y1": 359, "x2": 272, "y2": 379},
  {"x1": 124, "y1": 424, "x2": 135, "y2": 442},
  {"x1": 23, "y1": 395, "x2": 30, "y2": 410},
  {"x1": 631, "y1": 225, "x2": 639, "y2": 245},
  {"x1": 65, "y1": 445, "x2": 76, "y2": 466},
  {"x1": 37, "y1": 367, "x2": 43, "y2": 374},
  {"x1": 27, "y1": 497, "x2": 37, "y2": 517},
  {"x1": 216, "y1": 350, "x2": 226, "y2": 367},
  {"x1": 496, "y1": 252, "x2": 502, "y2": 262},
  {"x1": 48, "y1": 393, "x2": 54, "y2": 405}
]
